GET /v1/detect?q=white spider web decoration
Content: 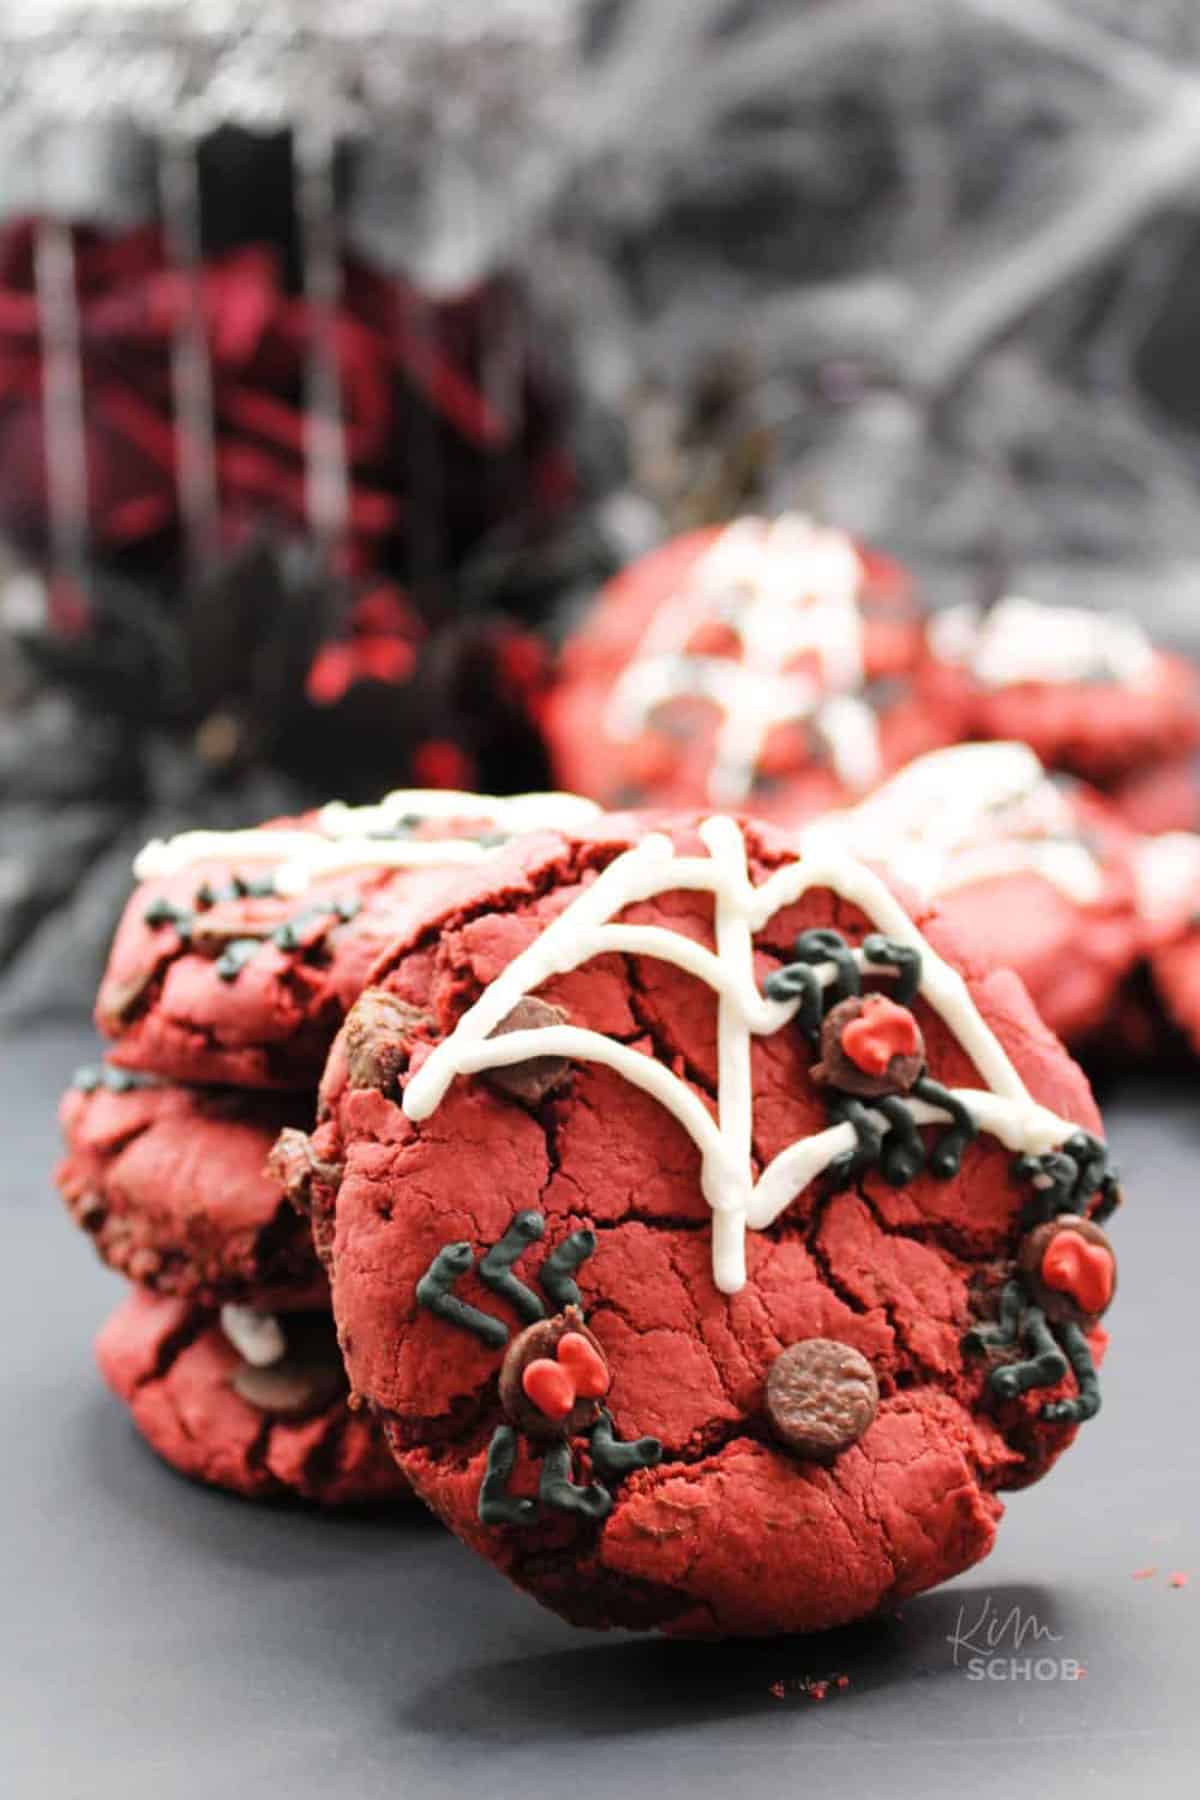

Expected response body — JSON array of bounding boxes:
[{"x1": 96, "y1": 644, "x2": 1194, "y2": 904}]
[
  {"x1": 132, "y1": 789, "x2": 601, "y2": 894},
  {"x1": 602, "y1": 514, "x2": 884, "y2": 806},
  {"x1": 404, "y1": 819, "x2": 1085, "y2": 1294},
  {"x1": 929, "y1": 596, "x2": 1159, "y2": 691},
  {"x1": 801, "y1": 742, "x2": 1106, "y2": 907}
]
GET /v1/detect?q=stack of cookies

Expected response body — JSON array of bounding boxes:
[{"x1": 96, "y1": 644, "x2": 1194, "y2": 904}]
[
  {"x1": 56, "y1": 789, "x2": 598, "y2": 1506},
  {"x1": 57, "y1": 512, "x2": 1200, "y2": 1634}
]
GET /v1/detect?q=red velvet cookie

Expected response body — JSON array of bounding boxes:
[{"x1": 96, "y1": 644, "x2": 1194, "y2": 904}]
[
  {"x1": 1131, "y1": 832, "x2": 1200, "y2": 1058},
  {"x1": 57, "y1": 1067, "x2": 321, "y2": 1306},
  {"x1": 544, "y1": 516, "x2": 956, "y2": 824},
  {"x1": 922, "y1": 596, "x2": 1200, "y2": 794},
  {"x1": 60, "y1": 1065, "x2": 407, "y2": 1505},
  {"x1": 799, "y1": 744, "x2": 1143, "y2": 1046},
  {"x1": 96, "y1": 789, "x2": 599, "y2": 1089},
  {"x1": 1111, "y1": 757, "x2": 1200, "y2": 836},
  {"x1": 96, "y1": 1289, "x2": 405, "y2": 1507},
  {"x1": 291, "y1": 809, "x2": 1121, "y2": 1636}
]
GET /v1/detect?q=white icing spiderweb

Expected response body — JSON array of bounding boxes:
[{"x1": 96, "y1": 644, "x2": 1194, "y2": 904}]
[
  {"x1": 930, "y1": 596, "x2": 1158, "y2": 691},
  {"x1": 132, "y1": 789, "x2": 601, "y2": 893},
  {"x1": 800, "y1": 743, "x2": 1106, "y2": 907},
  {"x1": 603, "y1": 514, "x2": 883, "y2": 805},
  {"x1": 404, "y1": 820, "x2": 1086, "y2": 1294}
]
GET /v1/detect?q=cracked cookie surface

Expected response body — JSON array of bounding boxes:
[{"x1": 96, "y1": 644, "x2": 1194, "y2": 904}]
[
  {"x1": 295, "y1": 811, "x2": 1116, "y2": 1634},
  {"x1": 96, "y1": 1290, "x2": 406, "y2": 1506}
]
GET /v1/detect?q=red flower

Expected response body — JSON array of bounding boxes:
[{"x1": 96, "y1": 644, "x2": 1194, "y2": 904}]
[{"x1": 0, "y1": 219, "x2": 573, "y2": 589}]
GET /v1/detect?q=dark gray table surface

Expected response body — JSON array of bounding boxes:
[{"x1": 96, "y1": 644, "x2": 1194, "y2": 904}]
[{"x1": 3, "y1": 1022, "x2": 1198, "y2": 1800}]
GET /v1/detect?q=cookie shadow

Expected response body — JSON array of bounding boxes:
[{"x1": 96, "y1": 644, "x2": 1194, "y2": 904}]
[
  {"x1": 396, "y1": 1611, "x2": 911, "y2": 1741},
  {"x1": 393, "y1": 1578, "x2": 1073, "y2": 1741}
]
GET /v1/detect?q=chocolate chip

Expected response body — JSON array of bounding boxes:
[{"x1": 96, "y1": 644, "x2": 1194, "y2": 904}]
[
  {"x1": 342, "y1": 988, "x2": 429, "y2": 1094},
  {"x1": 1019, "y1": 1214, "x2": 1117, "y2": 1326},
  {"x1": 498, "y1": 1306, "x2": 609, "y2": 1442},
  {"x1": 268, "y1": 1127, "x2": 343, "y2": 1219},
  {"x1": 812, "y1": 994, "x2": 924, "y2": 1099},
  {"x1": 231, "y1": 1315, "x2": 348, "y2": 1420},
  {"x1": 483, "y1": 997, "x2": 570, "y2": 1107},
  {"x1": 766, "y1": 1338, "x2": 879, "y2": 1461}
]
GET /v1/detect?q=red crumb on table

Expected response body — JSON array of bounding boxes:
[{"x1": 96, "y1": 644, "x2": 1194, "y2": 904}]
[
  {"x1": 767, "y1": 1674, "x2": 850, "y2": 1702},
  {"x1": 1169, "y1": 1572, "x2": 1190, "y2": 1589},
  {"x1": 1131, "y1": 1567, "x2": 1159, "y2": 1580}
]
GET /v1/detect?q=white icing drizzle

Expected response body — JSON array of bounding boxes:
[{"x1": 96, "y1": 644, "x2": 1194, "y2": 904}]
[
  {"x1": 930, "y1": 595, "x2": 1158, "y2": 691},
  {"x1": 800, "y1": 743, "x2": 1105, "y2": 906},
  {"x1": 403, "y1": 822, "x2": 1085, "y2": 1295},
  {"x1": 132, "y1": 790, "x2": 602, "y2": 894},
  {"x1": 603, "y1": 514, "x2": 882, "y2": 803},
  {"x1": 1132, "y1": 831, "x2": 1200, "y2": 929},
  {"x1": 220, "y1": 1304, "x2": 286, "y2": 1368}
]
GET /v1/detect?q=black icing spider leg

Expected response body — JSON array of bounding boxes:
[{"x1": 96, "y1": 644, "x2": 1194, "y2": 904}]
[
  {"x1": 825, "y1": 1095, "x2": 885, "y2": 1187},
  {"x1": 861, "y1": 934, "x2": 921, "y2": 1007},
  {"x1": 539, "y1": 1440, "x2": 613, "y2": 1521},
  {"x1": 762, "y1": 960, "x2": 826, "y2": 1045},
  {"x1": 911, "y1": 1076, "x2": 979, "y2": 1178},
  {"x1": 1062, "y1": 1132, "x2": 1109, "y2": 1209},
  {"x1": 479, "y1": 1426, "x2": 538, "y2": 1527},
  {"x1": 1041, "y1": 1322, "x2": 1101, "y2": 1424},
  {"x1": 539, "y1": 1228, "x2": 597, "y2": 1313},
  {"x1": 874, "y1": 1095, "x2": 926, "y2": 1185},
  {"x1": 1090, "y1": 1175, "x2": 1122, "y2": 1226},
  {"x1": 792, "y1": 928, "x2": 862, "y2": 1004},
  {"x1": 478, "y1": 1211, "x2": 547, "y2": 1323},
  {"x1": 416, "y1": 1244, "x2": 510, "y2": 1348},
  {"x1": 587, "y1": 1409, "x2": 663, "y2": 1482},
  {"x1": 1018, "y1": 1136, "x2": 1121, "y2": 1227},
  {"x1": 986, "y1": 1307, "x2": 1069, "y2": 1404},
  {"x1": 1015, "y1": 1151, "x2": 1080, "y2": 1224},
  {"x1": 1061, "y1": 1131, "x2": 1122, "y2": 1225},
  {"x1": 963, "y1": 1279, "x2": 1026, "y2": 1355}
]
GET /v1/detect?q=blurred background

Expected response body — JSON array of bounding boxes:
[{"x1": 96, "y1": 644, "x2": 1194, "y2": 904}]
[{"x1": 3, "y1": 0, "x2": 1200, "y2": 1020}]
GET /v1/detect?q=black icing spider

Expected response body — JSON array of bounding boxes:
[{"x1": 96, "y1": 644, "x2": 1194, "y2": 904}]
[
  {"x1": 416, "y1": 1210, "x2": 662, "y2": 1528},
  {"x1": 763, "y1": 926, "x2": 979, "y2": 1185},
  {"x1": 964, "y1": 1137, "x2": 1120, "y2": 1425},
  {"x1": 764, "y1": 925, "x2": 1120, "y2": 1426}
]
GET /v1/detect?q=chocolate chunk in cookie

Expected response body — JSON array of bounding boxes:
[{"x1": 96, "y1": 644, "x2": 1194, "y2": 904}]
[
  {"x1": 766, "y1": 1338, "x2": 880, "y2": 1461},
  {"x1": 483, "y1": 997, "x2": 571, "y2": 1107},
  {"x1": 231, "y1": 1313, "x2": 349, "y2": 1420},
  {"x1": 343, "y1": 989, "x2": 429, "y2": 1094}
]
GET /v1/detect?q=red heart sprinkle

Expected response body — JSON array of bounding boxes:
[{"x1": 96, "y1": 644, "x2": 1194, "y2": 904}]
[
  {"x1": 557, "y1": 1331, "x2": 610, "y2": 1399},
  {"x1": 841, "y1": 995, "x2": 921, "y2": 1077},
  {"x1": 522, "y1": 1358, "x2": 576, "y2": 1421},
  {"x1": 1042, "y1": 1231, "x2": 1115, "y2": 1315}
]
